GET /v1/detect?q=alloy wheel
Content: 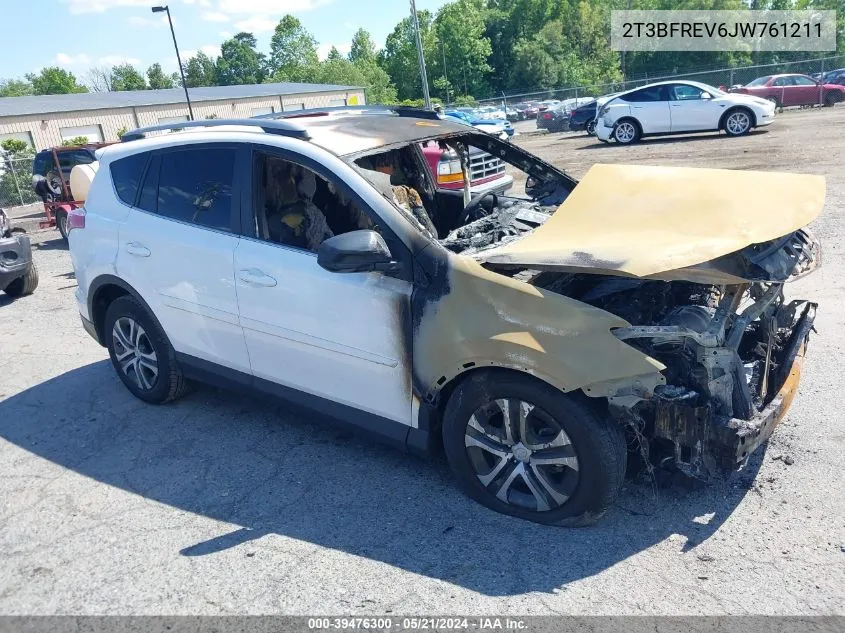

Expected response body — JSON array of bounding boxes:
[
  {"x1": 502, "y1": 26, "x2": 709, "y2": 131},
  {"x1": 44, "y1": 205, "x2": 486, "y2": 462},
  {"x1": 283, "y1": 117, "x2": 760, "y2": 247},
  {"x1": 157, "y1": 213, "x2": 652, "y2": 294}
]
[
  {"x1": 112, "y1": 317, "x2": 159, "y2": 391},
  {"x1": 614, "y1": 121, "x2": 636, "y2": 143},
  {"x1": 464, "y1": 398, "x2": 580, "y2": 512},
  {"x1": 726, "y1": 111, "x2": 751, "y2": 135}
]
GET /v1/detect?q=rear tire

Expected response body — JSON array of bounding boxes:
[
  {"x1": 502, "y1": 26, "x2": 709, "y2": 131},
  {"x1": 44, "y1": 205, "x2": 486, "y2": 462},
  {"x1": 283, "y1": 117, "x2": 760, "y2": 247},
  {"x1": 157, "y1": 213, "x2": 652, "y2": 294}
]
[
  {"x1": 104, "y1": 296, "x2": 188, "y2": 404},
  {"x1": 3, "y1": 263, "x2": 38, "y2": 297},
  {"x1": 442, "y1": 370, "x2": 626, "y2": 526},
  {"x1": 823, "y1": 92, "x2": 840, "y2": 107},
  {"x1": 613, "y1": 118, "x2": 640, "y2": 144}
]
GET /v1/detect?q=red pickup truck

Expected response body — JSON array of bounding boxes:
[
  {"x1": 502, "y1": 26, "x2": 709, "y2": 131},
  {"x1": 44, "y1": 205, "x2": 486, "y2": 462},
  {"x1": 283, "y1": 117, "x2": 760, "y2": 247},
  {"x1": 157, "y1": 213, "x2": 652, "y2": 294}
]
[{"x1": 420, "y1": 142, "x2": 513, "y2": 196}]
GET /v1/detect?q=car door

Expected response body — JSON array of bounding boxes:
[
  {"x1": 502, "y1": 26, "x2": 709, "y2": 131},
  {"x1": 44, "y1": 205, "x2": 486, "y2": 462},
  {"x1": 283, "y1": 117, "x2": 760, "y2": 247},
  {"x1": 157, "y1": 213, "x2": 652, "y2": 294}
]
[
  {"x1": 115, "y1": 143, "x2": 252, "y2": 375},
  {"x1": 667, "y1": 83, "x2": 724, "y2": 131},
  {"x1": 773, "y1": 76, "x2": 803, "y2": 106},
  {"x1": 621, "y1": 85, "x2": 670, "y2": 133},
  {"x1": 233, "y1": 144, "x2": 414, "y2": 426},
  {"x1": 791, "y1": 75, "x2": 822, "y2": 105}
]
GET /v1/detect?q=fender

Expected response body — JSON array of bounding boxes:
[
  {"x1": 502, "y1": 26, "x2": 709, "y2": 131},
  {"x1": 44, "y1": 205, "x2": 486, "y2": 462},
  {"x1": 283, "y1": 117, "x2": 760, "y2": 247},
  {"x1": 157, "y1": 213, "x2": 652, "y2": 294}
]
[
  {"x1": 87, "y1": 274, "x2": 164, "y2": 346},
  {"x1": 412, "y1": 255, "x2": 666, "y2": 404}
]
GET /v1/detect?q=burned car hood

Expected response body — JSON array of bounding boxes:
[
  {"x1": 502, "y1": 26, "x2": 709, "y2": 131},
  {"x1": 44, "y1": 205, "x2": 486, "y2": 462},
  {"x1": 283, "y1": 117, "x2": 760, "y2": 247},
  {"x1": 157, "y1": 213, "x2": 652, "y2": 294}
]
[{"x1": 477, "y1": 164, "x2": 824, "y2": 283}]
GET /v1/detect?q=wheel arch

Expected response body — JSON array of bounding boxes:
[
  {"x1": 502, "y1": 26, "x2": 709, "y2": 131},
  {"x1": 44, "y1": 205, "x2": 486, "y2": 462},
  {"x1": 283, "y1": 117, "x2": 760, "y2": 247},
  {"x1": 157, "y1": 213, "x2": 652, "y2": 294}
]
[
  {"x1": 87, "y1": 275, "x2": 162, "y2": 347},
  {"x1": 720, "y1": 105, "x2": 757, "y2": 130}
]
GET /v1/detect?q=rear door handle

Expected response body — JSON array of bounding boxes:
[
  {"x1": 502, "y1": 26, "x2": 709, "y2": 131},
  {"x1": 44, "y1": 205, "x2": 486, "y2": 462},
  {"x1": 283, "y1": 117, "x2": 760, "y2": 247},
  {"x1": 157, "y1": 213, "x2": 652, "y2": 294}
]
[
  {"x1": 125, "y1": 242, "x2": 150, "y2": 257},
  {"x1": 238, "y1": 268, "x2": 277, "y2": 287}
]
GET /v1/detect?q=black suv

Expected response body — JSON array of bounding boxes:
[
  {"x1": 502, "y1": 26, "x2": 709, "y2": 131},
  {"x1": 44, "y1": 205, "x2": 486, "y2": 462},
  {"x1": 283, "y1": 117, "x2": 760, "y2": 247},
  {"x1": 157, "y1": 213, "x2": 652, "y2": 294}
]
[{"x1": 31, "y1": 146, "x2": 97, "y2": 202}]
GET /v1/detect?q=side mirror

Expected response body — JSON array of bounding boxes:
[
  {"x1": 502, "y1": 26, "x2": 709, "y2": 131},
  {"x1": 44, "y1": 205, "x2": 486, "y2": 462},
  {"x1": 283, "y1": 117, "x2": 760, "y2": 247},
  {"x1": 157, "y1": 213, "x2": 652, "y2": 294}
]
[
  {"x1": 317, "y1": 229, "x2": 398, "y2": 274},
  {"x1": 701, "y1": 92, "x2": 712, "y2": 99}
]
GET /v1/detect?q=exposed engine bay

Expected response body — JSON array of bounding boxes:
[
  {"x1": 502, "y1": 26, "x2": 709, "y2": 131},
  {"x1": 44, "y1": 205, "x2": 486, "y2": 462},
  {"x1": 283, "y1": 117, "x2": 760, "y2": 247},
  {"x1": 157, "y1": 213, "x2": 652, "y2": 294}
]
[{"x1": 526, "y1": 271, "x2": 817, "y2": 478}]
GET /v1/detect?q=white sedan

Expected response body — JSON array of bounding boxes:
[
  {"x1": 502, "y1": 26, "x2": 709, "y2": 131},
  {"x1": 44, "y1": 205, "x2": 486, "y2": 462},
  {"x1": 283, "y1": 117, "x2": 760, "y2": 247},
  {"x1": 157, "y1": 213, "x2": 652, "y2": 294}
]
[{"x1": 595, "y1": 80, "x2": 776, "y2": 144}]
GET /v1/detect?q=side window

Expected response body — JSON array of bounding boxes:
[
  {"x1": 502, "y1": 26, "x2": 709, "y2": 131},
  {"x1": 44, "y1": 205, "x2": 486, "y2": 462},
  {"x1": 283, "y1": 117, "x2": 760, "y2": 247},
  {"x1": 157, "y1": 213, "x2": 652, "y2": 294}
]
[
  {"x1": 254, "y1": 151, "x2": 378, "y2": 253},
  {"x1": 672, "y1": 84, "x2": 703, "y2": 100},
  {"x1": 156, "y1": 148, "x2": 235, "y2": 231},
  {"x1": 32, "y1": 153, "x2": 51, "y2": 177},
  {"x1": 624, "y1": 86, "x2": 667, "y2": 102},
  {"x1": 58, "y1": 150, "x2": 95, "y2": 170},
  {"x1": 792, "y1": 76, "x2": 816, "y2": 86},
  {"x1": 773, "y1": 77, "x2": 790, "y2": 87},
  {"x1": 110, "y1": 153, "x2": 149, "y2": 206}
]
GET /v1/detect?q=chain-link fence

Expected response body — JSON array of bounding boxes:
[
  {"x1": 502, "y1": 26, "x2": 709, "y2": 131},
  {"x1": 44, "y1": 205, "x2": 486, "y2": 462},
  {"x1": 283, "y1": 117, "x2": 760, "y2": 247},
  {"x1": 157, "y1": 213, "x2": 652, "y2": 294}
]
[
  {"x1": 0, "y1": 155, "x2": 40, "y2": 211},
  {"x1": 473, "y1": 54, "x2": 845, "y2": 106}
]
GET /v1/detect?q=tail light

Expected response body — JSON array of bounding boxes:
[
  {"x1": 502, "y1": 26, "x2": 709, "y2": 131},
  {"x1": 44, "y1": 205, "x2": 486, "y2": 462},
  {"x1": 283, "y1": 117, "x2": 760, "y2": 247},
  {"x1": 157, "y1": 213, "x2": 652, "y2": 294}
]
[
  {"x1": 68, "y1": 206, "x2": 86, "y2": 233},
  {"x1": 543, "y1": 112, "x2": 552, "y2": 119},
  {"x1": 436, "y1": 154, "x2": 464, "y2": 185}
]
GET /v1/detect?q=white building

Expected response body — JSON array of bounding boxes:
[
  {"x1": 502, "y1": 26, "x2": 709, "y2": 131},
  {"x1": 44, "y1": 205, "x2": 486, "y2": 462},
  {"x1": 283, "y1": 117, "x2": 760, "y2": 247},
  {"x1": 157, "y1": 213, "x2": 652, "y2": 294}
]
[{"x1": 0, "y1": 82, "x2": 365, "y2": 150}]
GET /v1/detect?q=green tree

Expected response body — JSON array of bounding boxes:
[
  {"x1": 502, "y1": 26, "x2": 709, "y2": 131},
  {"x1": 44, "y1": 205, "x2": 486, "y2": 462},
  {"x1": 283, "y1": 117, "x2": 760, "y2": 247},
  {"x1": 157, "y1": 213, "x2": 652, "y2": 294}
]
[
  {"x1": 0, "y1": 79, "x2": 33, "y2": 97},
  {"x1": 25, "y1": 67, "x2": 88, "y2": 95},
  {"x1": 0, "y1": 140, "x2": 38, "y2": 208},
  {"x1": 378, "y1": 10, "x2": 437, "y2": 100},
  {"x1": 110, "y1": 63, "x2": 147, "y2": 91},
  {"x1": 268, "y1": 15, "x2": 319, "y2": 81},
  {"x1": 217, "y1": 32, "x2": 267, "y2": 85},
  {"x1": 184, "y1": 51, "x2": 218, "y2": 87},
  {"x1": 349, "y1": 28, "x2": 377, "y2": 64},
  {"x1": 146, "y1": 63, "x2": 175, "y2": 89},
  {"x1": 62, "y1": 136, "x2": 91, "y2": 146},
  {"x1": 434, "y1": 0, "x2": 492, "y2": 97}
]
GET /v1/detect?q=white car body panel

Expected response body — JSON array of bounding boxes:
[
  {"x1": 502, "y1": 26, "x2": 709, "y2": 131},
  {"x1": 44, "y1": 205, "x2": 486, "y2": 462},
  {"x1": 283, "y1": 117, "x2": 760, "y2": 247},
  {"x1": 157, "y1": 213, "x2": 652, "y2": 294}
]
[
  {"x1": 115, "y1": 211, "x2": 252, "y2": 374},
  {"x1": 234, "y1": 238, "x2": 414, "y2": 424}
]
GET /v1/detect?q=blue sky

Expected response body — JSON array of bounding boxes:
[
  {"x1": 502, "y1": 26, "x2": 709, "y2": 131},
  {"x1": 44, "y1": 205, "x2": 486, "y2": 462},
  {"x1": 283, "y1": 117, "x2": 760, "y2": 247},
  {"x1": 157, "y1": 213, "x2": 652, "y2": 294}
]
[{"x1": 1, "y1": 0, "x2": 449, "y2": 81}]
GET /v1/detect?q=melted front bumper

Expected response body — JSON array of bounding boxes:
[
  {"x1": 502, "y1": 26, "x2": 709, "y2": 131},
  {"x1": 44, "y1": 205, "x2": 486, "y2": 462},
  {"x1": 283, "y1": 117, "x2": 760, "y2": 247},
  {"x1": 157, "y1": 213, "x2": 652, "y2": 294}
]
[{"x1": 652, "y1": 301, "x2": 816, "y2": 477}]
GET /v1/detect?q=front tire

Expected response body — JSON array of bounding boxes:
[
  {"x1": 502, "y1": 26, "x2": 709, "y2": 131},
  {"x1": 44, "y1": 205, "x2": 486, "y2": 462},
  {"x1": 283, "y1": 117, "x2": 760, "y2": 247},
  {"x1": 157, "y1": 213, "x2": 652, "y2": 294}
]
[
  {"x1": 724, "y1": 108, "x2": 752, "y2": 136},
  {"x1": 104, "y1": 296, "x2": 188, "y2": 404},
  {"x1": 442, "y1": 370, "x2": 626, "y2": 526},
  {"x1": 612, "y1": 118, "x2": 640, "y2": 144},
  {"x1": 3, "y1": 263, "x2": 38, "y2": 297},
  {"x1": 586, "y1": 120, "x2": 596, "y2": 136}
]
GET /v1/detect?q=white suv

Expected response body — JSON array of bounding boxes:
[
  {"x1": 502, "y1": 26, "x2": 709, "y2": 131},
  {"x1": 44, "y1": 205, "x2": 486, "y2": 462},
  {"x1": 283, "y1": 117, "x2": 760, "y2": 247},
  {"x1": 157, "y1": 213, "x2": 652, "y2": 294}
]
[
  {"x1": 595, "y1": 80, "x2": 776, "y2": 144},
  {"x1": 69, "y1": 109, "x2": 820, "y2": 525}
]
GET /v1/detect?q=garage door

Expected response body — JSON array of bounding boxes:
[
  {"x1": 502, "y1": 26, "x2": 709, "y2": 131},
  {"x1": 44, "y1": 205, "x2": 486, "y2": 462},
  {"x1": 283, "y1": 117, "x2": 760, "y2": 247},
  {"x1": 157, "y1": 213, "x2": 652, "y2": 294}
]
[
  {"x1": 0, "y1": 131, "x2": 34, "y2": 147},
  {"x1": 59, "y1": 125, "x2": 104, "y2": 144}
]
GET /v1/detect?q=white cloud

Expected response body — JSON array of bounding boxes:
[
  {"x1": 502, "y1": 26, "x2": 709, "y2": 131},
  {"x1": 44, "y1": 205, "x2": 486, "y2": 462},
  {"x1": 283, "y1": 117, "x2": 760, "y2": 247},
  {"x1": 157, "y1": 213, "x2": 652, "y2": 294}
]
[
  {"x1": 181, "y1": 0, "x2": 211, "y2": 5},
  {"x1": 127, "y1": 15, "x2": 171, "y2": 27},
  {"x1": 201, "y1": 11, "x2": 230, "y2": 22},
  {"x1": 55, "y1": 52, "x2": 92, "y2": 66},
  {"x1": 220, "y1": 30, "x2": 232, "y2": 38},
  {"x1": 317, "y1": 43, "x2": 351, "y2": 61},
  {"x1": 182, "y1": 45, "x2": 222, "y2": 60},
  {"x1": 217, "y1": 0, "x2": 329, "y2": 15},
  {"x1": 233, "y1": 15, "x2": 277, "y2": 34},
  {"x1": 63, "y1": 0, "x2": 151, "y2": 14},
  {"x1": 98, "y1": 55, "x2": 142, "y2": 67}
]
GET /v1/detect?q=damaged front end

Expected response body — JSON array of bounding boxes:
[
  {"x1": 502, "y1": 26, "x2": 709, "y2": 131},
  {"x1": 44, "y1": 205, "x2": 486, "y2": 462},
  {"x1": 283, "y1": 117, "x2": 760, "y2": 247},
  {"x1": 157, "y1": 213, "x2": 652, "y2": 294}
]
[{"x1": 530, "y1": 262, "x2": 818, "y2": 478}]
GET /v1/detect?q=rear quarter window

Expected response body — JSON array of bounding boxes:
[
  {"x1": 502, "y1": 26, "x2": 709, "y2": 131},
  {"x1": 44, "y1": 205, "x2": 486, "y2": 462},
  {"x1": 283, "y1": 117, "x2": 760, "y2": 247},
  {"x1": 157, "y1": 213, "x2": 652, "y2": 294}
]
[{"x1": 110, "y1": 153, "x2": 149, "y2": 206}]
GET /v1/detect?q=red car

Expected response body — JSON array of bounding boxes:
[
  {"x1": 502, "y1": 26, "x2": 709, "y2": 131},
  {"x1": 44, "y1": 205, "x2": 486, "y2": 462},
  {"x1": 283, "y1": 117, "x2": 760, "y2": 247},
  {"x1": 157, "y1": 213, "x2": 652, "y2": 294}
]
[{"x1": 730, "y1": 73, "x2": 845, "y2": 108}]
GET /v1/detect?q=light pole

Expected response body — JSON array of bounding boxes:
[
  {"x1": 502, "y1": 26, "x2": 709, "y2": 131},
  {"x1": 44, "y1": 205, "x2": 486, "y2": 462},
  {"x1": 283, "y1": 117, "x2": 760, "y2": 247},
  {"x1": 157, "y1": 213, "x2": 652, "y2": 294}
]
[
  {"x1": 152, "y1": 5, "x2": 194, "y2": 120},
  {"x1": 409, "y1": 0, "x2": 431, "y2": 109}
]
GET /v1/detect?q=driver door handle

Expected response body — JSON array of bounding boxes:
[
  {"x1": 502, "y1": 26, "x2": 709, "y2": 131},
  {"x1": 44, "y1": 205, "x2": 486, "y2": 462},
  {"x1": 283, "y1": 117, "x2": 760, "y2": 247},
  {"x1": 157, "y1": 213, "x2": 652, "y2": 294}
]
[{"x1": 238, "y1": 268, "x2": 277, "y2": 287}]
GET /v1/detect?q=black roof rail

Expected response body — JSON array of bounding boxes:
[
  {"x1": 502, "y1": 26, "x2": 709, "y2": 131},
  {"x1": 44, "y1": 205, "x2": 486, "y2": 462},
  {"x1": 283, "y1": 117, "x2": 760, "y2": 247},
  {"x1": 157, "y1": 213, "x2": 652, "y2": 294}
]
[
  {"x1": 254, "y1": 105, "x2": 441, "y2": 121},
  {"x1": 121, "y1": 118, "x2": 311, "y2": 142}
]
